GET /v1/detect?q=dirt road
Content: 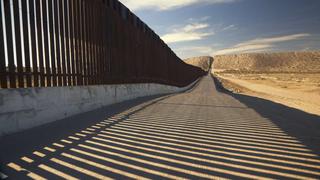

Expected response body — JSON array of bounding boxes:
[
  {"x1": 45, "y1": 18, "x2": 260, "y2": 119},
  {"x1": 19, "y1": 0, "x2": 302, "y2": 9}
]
[{"x1": 1, "y1": 75, "x2": 320, "y2": 179}]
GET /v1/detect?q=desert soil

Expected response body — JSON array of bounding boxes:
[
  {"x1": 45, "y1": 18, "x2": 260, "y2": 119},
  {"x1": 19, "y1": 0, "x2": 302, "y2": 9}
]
[
  {"x1": 214, "y1": 72, "x2": 320, "y2": 116},
  {"x1": 212, "y1": 51, "x2": 320, "y2": 116}
]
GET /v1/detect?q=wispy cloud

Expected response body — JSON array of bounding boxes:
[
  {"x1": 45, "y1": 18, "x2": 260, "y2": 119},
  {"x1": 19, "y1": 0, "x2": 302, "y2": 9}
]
[
  {"x1": 161, "y1": 17, "x2": 215, "y2": 44},
  {"x1": 222, "y1": 24, "x2": 237, "y2": 31},
  {"x1": 213, "y1": 44, "x2": 272, "y2": 55},
  {"x1": 213, "y1": 33, "x2": 311, "y2": 55},
  {"x1": 120, "y1": 0, "x2": 237, "y2": 11},
  {"x1": 161, "y1": 23, "x2": 214, "y2": 43}
]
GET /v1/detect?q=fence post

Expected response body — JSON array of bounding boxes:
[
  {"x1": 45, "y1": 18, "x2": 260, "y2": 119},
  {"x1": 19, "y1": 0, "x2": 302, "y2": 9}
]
[
  {"x1": 0, "y1": 0, "x2": 7, "y2": 88},
  {"x1": 21, "y1": 0, "x2": 32, "y2": 87},
  {"x1": 4, "y1": 0, "x2": 16, "y2": 88},
  {"x1": 53, "y1": 0, "x2": 61, "y2": 86}
]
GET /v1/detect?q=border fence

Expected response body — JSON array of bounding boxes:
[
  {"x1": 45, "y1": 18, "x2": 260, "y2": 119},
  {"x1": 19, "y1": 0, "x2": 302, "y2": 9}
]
[{"x1": 0, "y1": 0, "x2": 205, "y2": 89}]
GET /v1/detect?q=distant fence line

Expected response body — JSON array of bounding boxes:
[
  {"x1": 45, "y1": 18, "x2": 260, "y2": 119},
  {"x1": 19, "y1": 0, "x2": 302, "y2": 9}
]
[{"x1": 0, "y1": 0, "x2": 204, "y2": 89}]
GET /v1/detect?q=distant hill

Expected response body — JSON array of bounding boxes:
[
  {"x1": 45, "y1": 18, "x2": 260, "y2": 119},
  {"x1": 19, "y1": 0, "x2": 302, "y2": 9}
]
[
  {"x1": 185, "y1": 56, "x2": 213, "y2": 72},
  {"x1": 213, "y1": 51, "x2": 320, "y2": 73}
]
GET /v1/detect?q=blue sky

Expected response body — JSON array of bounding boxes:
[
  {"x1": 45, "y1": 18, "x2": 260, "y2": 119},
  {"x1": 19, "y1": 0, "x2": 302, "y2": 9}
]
[{"x1": 119, "y1": 0, "x2": 320, "y2": 59}]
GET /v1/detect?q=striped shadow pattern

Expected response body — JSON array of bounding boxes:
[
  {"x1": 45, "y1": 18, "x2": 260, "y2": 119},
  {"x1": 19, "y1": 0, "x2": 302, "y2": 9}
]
[{"x1": 2, "y1": 76, "x2": 320, "y2": 179}]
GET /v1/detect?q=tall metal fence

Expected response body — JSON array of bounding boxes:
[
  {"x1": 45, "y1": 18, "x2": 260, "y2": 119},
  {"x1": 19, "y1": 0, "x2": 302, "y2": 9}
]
[{"x1": 0, "y1": 0, "x2": 205, "y2": 89}]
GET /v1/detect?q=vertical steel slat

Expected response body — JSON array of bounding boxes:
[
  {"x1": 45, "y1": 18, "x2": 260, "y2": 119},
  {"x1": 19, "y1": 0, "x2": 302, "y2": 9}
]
[
  {"x1": 126, "y1": 11, "x2": 130, "y2": 81},
  {"x1": 84, "y1": 0, "x2": 90, "y2": 85},
  {"x1": 73, "y1": 0, "x2": 77, "y2": 86},
  {"x1": 48, "y1": 0, "x2": 56, "y2": 86},
  {"x1": 98, "y1": 1, "x2": 102, "y2": 84},
  {"x1": 113, "y1": 9, "x2": 119, "y2": 81},
  {"x1": 74, "y1": 0, "x2": 79, "y2": 85},
  {"x1": 29, "y1": 0, "x2": 39, "y2": 87},
  {"x1": 102, "y1": 4, "x2": 108, "y2": 84},
  {"x1": 90, "y1": 0, "x2": 95, "y2": 85},
  {"x1": 85, "y1": 0, "x2": 91, "y2": 85},
  {"x1": 83, "y1": 0, "x2": 87, "y2": 85},
  {"x1": 78, "y1": 0, "x2": 83, "y2": 85},
  {"x1": 97, "y1": 1, "x2": 102, "y2": 84},
  {"x1": 42, "y1": 0, "x2": 51, "y2": 87},
  {"x1": 80, "y1": 0, "x2": 86, "y2": 85},
  {"x1": 0, "y1": 0, "x2": 7, "y2": 88},
  {"x1": 128, "y1": 13, "x2": 134, "y2": 80},
  {"x1": 118, "y1": 12, "x2": 124, "y2": 81},
  {"x1": 4, "y1": 0, "x2": 16, "y2": 88},
  {"x1": 54, "y1": 0, "x2": 62, "y2": 86},
  {"x1": 135, "y1": 20, "x2": 140, "y2": 79},
  {"x1": 114, "y1": 6, "x2": 119, "y2": 82},
  {"x1": 109, "y1": 4, "x2": 115, "y2": 81},
  {"x1": 106, "y1": 4, "x2": 111, "y2": 82},
  {"x1": 69, "y1": 0, "x2": 76, "y2": 85},
  {"x1": 73, "y1": 0, "x2": 79, "y2": 85},
  {"x1": 86, "y1": 1, "x2": 93, "y2": 85},
  {"x1": 92, "y1": 1, "x2": 97, "y2": 84},
  {"x1": 21, "y1": 0, "x2": 31, "y2": 87},
  {"x1": 36, "y1": 0, "x2": 45, "y2": 87},
  {"x1": 91, "y1": 1, "x2": 96, "y2": 84},
  {"x1": 131, "y1": 16, "x2": 137, "y2": 79},
  {"x1": 97, "y1": 1, "x2": 101, "y2": 84},
  {"x1": 97, "y1": 2, "x2": 104, "y2": 84},
  {"x1": 103, "y1": 4, "x2": 107, "y2": 84},
  {"x1": 63, "y1": 0, "x2": 70, "y2": 86},
  {"x1": 13, "y1": 0, "x2": 24, "y2": 87},
  {"x1": 97, "y1": 2, "x2": 102, "y2": 84},
  {"x1": 82, "y1": 0, "x2": 88, "y2": 85},
  {"x1": 58, "y1": 0, "x2": 68, "y2": 86},
  {"x1": 101, "y1": 2, "x2": 107, "y2": 84}
]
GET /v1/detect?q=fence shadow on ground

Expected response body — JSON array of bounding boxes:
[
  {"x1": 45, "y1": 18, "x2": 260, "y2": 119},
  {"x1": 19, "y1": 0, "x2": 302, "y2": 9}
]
[
  {"x1": 212, "y1": 75, "x2": 320, "y2": 157},
  {"x1": 1, "y1": 77, "x2": 320, "y2": 179},
  {"x1": 0, "y1": 94, "x2": 171, "y2": 178}
]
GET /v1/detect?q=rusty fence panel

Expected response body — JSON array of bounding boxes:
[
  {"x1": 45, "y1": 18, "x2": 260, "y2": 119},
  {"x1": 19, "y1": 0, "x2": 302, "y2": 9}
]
[
  {"x1": 30, "y1": 0, "x2": 39, "y2": 87},
  {"x1": 21, "y1": 0, "x2": 32, "y2": 87},
  {"x1": 0, "y1": 0, "x2": 205, "y2": 89},
  {"x1": 48, "y1": 0, "x2": 56, "y2": 86},
  {"x1": 60, "y1": 0, "x2": 71, "y2": 86},
  {"x1": 4, "y1": 0, "x2": 16, "y2": 88},
  {"x1": 12, "y1": 0, "x2": 23, "y2": 88},
  {"x1": 54, "y1": 0, "x2": 62, "y2": 86},
  {"x1": 0, "y1": 0, "x2": 6, "y2": 88},
  {"x1": 42, "y1": 0, "x2": 51, "y2": 87},
  {"x1": 69, "y1": 0, "x2": 76, "y2": 86},
  {"x1": 36, "y1": 0, "x2": 45, "y2": 87}
]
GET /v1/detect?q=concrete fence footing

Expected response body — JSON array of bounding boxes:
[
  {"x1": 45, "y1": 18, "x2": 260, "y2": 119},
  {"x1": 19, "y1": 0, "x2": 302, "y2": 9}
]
[{"x1": 0, "y1": 80, "x2": 198, "y2": 136}]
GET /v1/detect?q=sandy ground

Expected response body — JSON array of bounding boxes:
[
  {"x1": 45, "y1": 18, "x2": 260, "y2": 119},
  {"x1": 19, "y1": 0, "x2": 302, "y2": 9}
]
[{"x1": 214, "y1": 72, "x2": 320, "y2": 116}]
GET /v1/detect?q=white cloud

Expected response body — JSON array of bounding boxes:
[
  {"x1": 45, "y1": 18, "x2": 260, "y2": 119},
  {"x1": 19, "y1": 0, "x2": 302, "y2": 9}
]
[
  {"x1": 213, "y1": 44, "x2": 272, "y2": 55},
  {"x1": 222, "y1": 24, "x2": 237, "y2": 31},
  {"x1": 213, "y1": 33, "x2": 311, "y2": 55},
  {"x1": 183, "y1": 23, "x2": 209, "y2": 32},
  {"x1": 120, "y1": 0, "x2": 236, "y2": 11},
  {"x1": 161, "y1": 22, "x2": 214, "y2": 43},
  {"x1": 237, "y1": 33, "x2": 310, "y2": 47}
]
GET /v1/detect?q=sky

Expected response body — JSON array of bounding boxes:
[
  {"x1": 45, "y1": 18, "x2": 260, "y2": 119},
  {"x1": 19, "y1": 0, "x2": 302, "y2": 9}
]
[{"x1": 119, "y1": 0, "x2": 320, "y2": 59}]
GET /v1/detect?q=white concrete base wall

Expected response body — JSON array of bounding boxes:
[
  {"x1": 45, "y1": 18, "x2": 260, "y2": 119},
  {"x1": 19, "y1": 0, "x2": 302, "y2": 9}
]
[{"x1": 0, "y1": 81, "x2": 197, "y2": 136}]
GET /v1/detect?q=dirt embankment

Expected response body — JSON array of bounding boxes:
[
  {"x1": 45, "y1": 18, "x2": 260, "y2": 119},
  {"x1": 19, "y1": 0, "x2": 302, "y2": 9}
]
[
  {"x1": 213, "y1": 51, "x2": 320, "y2": 73},
  {"x1": 185, "y1": 56, "x2": 213, "y2": 72},
  {"x1": 212, "y1": 51, "x2": 320, "y2": 116}
]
